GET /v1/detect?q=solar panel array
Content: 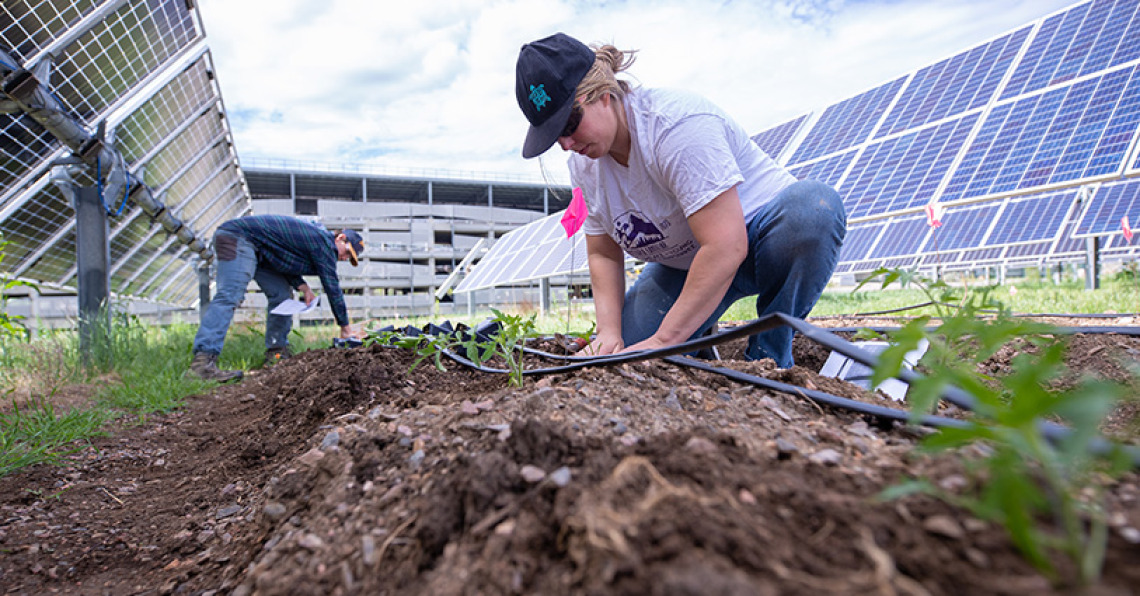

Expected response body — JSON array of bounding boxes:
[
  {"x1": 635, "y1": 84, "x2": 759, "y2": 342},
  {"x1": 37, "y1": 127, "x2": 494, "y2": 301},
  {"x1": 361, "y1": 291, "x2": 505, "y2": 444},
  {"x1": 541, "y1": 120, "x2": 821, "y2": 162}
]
[
  {"x1": 767, "y1": 0, "x2": 1140, "y2": 275},
  {"x1": 458, "y1": 0, "x2": 1140, "y2": 296},
  {"x1": 0, "y1": 0, "x2": 249, "y2": 306}
]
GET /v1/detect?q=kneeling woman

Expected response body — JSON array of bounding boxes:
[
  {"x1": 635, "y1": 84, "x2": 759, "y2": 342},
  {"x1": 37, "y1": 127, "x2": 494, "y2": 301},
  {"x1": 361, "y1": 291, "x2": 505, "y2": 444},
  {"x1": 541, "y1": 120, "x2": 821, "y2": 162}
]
[{"x1": 514, "y1": 33, "x2": 846, "y2": 367}]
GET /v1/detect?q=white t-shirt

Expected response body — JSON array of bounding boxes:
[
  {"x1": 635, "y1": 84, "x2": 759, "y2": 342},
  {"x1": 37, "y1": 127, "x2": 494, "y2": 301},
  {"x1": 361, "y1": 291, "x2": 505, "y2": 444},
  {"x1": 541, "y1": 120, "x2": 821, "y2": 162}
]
[{"x1": 570, "y1": 87, "x2": 797, "y2": 270}]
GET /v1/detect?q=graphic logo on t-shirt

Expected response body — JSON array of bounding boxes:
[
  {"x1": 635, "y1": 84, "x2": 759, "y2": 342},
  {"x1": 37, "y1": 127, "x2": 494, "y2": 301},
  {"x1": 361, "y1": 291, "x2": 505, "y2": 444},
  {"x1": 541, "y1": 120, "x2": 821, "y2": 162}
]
[{"x1": 614, "y1": 211, "x2": 664, "y2": 249}]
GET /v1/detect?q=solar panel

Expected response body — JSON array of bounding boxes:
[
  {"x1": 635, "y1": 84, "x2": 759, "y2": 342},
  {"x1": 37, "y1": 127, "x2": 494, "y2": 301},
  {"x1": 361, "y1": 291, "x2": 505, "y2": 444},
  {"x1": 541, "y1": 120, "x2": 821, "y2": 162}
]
[
  {"x1": 881, "y1": 255, "x2": 922, "y2": 270},
  {"x1": 454, "y1": 210, "x2": 601, "y2": 294},
  {"x1": 787, "y1": 149, "x2": 856, "y2": 189},
  {"x1": 835, "y1": 222, "x2": 883, "y2": 263},
  {"x1": 788, "y1": 77, "x2": 907, "y2": 164},
  {"x1": 879, "y1": 27, "x2": 1031, "y2": 137},
  {"x1": 925, "y1": 202, "x2": 1003, "y2": 252},
  {"x1": 1001, "y1": 0, "x2": 1140, "y2": 100},
  {"x1": 986, "y1": 190, "x2": 1078, "y2": 245},
  {"x1": 0, "y1": 0, "x2": 249, "y2": 306},
  {"x1": 842, "y1": 114, "x2": 979, "y2": 219},
  {"x1": 0, "y1": 114, "x2": 59, "y2": 202},
  {"x1": 750, "y1": 113, "x2": 809, "y2": 161},
  {"x1": 867, "y1": 216, "x2": 929, "y2": 259},
  {"x1": 1073, "y1": 177, "x2": 1140, "y2": 236},
  {"x1": 49, "y1": 2, "x2": 198, "y2": 123},
  {"x1": 1006, "y1": 242, "x2": 1053, "y2": 259},
  {"x1": 1055, "y1": 216, "x2": 1090, "y2": 253},
  {"x1": 941, "y1": 64, "x2": 1140, "y2": 203},
  {"x1": 0, "y1": 183, "x2": 73, "y2": 274},
  {"x1": 956, "y1": 247, "x2": 1007, "y2": 265}
]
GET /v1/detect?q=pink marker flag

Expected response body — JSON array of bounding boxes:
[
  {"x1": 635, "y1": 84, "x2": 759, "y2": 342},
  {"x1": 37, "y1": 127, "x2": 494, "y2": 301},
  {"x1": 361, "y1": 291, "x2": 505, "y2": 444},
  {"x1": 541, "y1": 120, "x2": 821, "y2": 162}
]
[
  {"x1": 561, "y1": 187, "x2": 588, "y2": 238},
  {"x1": 1123, "y1": 215, "x2": 1134, "y2": 243},
  {"x1": 925, "y1": 202, "x2": 944, "y2": 228}
]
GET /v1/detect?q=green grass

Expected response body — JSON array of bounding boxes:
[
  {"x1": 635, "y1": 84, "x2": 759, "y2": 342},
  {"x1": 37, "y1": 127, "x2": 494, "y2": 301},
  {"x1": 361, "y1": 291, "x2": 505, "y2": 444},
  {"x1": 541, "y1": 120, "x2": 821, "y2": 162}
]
[
  {"x1": 0, "y1": 310, "x2": 273, "y2": 475},
  {"x1": 0, "y1": 394, "x2": 112, "y2": 476},
  {"x1": 722, "y1": 277, "x2": 1140, "y2": 322}
]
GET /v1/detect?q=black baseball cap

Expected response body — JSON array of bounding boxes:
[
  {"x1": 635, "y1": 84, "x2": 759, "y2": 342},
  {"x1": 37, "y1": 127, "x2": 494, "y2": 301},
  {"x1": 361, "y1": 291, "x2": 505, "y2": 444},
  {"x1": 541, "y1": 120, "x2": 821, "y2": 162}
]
[
  {"x1": 515, "y1": 33, "x2": 594, "y2": 159},
  {"x1": 340, "y1": 229, "x2": 364, "y2": 266}
]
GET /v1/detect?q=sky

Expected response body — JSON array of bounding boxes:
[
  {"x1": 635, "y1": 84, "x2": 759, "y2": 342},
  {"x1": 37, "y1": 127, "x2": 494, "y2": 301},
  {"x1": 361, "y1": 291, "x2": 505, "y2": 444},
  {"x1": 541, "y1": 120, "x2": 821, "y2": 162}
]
[{"x1": 195, "y1": 0, "x2": 1079, "y2": 185}]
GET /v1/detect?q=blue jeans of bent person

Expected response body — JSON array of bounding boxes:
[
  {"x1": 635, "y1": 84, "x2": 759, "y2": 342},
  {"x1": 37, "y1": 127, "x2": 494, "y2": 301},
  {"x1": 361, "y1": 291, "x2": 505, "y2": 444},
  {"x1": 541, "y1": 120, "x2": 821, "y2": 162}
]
[
  {"x1": 620, "y1": 179, "x2": 847, "y2": 368},
  {"x1": 191, "y1": 231, "x2": 295, "y2": 356}
]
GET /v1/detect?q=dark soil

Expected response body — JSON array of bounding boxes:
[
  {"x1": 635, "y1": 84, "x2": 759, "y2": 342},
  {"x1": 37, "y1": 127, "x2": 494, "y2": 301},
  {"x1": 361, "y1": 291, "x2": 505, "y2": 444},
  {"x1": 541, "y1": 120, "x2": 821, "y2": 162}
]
[{"x1": 2, "y1": 316, "x2": 1140, "y2": 595}]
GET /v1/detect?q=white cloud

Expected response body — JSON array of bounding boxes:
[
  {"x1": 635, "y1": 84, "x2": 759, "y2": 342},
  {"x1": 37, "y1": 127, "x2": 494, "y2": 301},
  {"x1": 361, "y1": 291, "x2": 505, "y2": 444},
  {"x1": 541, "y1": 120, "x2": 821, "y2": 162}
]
[{"x1": 197, "y1": 0, "x2": 1078, "y2": 183}]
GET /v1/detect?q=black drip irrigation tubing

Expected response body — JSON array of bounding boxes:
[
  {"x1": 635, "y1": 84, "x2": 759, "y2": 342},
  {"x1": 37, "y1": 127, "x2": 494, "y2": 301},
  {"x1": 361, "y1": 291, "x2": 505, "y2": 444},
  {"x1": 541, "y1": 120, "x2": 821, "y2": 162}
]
[
  {"x1": 810, "y1": 300, "x2": 1140, "y2": 321},
  {"x1": 376, "y1": 313, "x2": 1140, "y2": 468},
  {"x1": 808, "y1": 326, "x2": 1140, "y2": 336}
]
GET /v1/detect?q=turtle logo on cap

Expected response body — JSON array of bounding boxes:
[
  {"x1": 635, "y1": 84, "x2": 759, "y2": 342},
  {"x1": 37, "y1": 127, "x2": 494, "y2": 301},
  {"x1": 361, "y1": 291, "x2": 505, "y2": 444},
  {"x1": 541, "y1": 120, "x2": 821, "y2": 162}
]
[{"x1": 529, "y1": 84, "x2": 552, "y2": 111}]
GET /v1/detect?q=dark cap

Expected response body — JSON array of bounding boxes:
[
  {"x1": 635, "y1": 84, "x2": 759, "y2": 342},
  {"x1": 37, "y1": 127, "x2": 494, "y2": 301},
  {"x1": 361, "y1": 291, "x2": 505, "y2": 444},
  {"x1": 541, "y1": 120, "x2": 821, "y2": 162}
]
[
  {"x1": 340, "y1": 229, "x2": 364, "y2": 266},
  {"x1": 515, "y1": 33, "x2": 594, "y2": 158}
]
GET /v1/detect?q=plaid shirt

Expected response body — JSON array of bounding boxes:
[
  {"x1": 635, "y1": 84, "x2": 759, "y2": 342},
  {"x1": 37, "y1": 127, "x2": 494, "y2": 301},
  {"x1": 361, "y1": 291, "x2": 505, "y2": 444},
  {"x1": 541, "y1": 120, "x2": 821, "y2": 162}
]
[{"x1": 219, "y1": 215, "x2": 350, "y2": 326}]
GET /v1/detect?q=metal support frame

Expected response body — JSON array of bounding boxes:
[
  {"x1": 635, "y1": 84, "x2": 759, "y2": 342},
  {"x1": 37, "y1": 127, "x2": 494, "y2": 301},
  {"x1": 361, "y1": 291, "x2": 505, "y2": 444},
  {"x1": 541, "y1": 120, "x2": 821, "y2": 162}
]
[
  {"x1": 74, "y1": 186, "x2": 110, "y2": 367},
  {"x1": 0, "y1": 43, "x2": 217, "y2": 271}
]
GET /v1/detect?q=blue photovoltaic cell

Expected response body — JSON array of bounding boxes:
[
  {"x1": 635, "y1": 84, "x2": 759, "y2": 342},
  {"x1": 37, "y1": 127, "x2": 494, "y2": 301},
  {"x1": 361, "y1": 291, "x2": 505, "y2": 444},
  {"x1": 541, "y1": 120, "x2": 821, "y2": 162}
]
[
  {"x1": 836, "y1": 223, "x2": 882, "y2": 263},
  {"x1": 750, "y1": 114, "x2": 809, "y2": 160},
  {"x1": 882, "y1": 256, "x2": 921, "y2": 269},
  {"x1": 1074, "y1": 178, "x2": 1140, "y2": 235},
  {"x1": 787, "y1": 149, "x2": 855, "y2": 189},
  {"x1": 987, "y1": 191, "x2": 1077, "y2": 245},
  {"x1": 880, "y1": 27, "x2": 1030, "y2": 136},
  {"x1": 788, "y1": 77, "x2": 906, "y2": 164},
  {"x1": 842, "y1": 114, "x2": 978, "y2": 219},
  {"x1": 958, "y1": 247, "x2": 1006, "y2": 264},
  {"x1": 928, "y1": 203, "x2": 1002, "y2": 251},
  {"x1": 942, "y1": 64, "x2": 1140, "y2": 202},
  {"x1": 1002, "y1": 0, "x2": 1140, "y2": 100},
  {"x1": 1055, "y1": 222, "x2": 1089, "y2": 252},
  {"x1": 1006, "y1": 243, "x2": 1052, "y2": 259},
  {"x1": 868, "y1": 217, "x2": 928, "y2": 258}
]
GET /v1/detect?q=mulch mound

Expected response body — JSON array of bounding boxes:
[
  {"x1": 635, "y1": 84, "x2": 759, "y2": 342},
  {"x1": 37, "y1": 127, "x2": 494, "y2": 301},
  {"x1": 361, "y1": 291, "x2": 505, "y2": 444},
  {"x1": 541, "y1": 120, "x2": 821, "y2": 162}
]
[{"x1": 1, "y1": 319, "x2": 1139, "y2": 595}]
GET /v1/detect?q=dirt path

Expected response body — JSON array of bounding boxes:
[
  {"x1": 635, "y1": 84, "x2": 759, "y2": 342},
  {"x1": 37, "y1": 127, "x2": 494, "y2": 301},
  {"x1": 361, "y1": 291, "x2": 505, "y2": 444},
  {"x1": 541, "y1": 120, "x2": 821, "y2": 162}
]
[{"x1": 1, "y1": 318, "x2": 1139, "y2": 595}]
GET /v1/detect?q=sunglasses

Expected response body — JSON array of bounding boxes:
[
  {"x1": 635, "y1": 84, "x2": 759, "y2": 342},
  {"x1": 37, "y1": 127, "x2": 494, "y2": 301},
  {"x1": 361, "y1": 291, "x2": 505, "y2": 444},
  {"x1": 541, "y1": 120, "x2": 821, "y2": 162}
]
[{"x1": 560, "y1": 103, "x2": 583, "y2": 138}]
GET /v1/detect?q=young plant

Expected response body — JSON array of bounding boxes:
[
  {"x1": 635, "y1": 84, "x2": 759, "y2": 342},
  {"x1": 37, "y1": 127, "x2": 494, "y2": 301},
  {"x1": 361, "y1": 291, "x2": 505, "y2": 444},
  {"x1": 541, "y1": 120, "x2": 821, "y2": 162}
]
[
  {"x1": 863, "y1": 267, "x2": 1130, "y2": 586},
  {"x1": 487, "y1": 308, "x2": 537, "y2": 387},
  {"x1": 365, "y1": 312, "x2": 535, "y2": 387},
  {"x1": 365, "y1": 329, "x2": 456, "y2": 373},
  {"x1": 454, "y1": 326, "x2": 496, "y2": 369}
]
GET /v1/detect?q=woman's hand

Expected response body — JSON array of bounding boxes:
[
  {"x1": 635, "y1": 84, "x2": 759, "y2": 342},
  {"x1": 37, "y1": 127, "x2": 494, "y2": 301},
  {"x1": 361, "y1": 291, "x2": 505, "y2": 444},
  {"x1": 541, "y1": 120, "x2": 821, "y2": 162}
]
[
  {"x1": 584, "y1": 331, "x2": 624, "y2": 356},
  {"x1": 622, "y1": 336, "x2": 669, "y2": 353}
]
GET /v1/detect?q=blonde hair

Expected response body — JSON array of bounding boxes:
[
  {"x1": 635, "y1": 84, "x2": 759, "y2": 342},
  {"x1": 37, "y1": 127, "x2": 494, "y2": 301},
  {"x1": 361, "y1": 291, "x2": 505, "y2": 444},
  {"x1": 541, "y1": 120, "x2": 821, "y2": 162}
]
[{"x1": 576, "y1": 44, "x2": 637, "y2": 105}]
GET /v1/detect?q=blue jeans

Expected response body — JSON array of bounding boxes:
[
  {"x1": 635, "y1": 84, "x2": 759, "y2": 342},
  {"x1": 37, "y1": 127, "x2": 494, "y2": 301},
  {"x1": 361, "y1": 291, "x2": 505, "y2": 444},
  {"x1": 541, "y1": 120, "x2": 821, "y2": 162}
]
[
  {"x1": 621, "y1": 179, "x2": 846, "y2": 367},
  {"x1": 192, "y1": 231, "x2": 295, "y2": 355}
]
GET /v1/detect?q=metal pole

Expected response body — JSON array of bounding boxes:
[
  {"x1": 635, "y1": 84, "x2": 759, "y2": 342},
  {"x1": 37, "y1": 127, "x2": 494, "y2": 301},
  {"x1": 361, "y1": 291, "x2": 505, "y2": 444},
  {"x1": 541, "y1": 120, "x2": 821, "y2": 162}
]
[
  {"x1": 1085, "y1": 236, "x2": 1101, "y2": 290},
  {"x1": 540, "y1": 278, "x2": 551, "y2": 314},
  {"x1": 198, "y1": 261, "x2": 212, "y2": 321},
  {"x1": 75, "y1": 185, "x2": 110, "y2": 367}
]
